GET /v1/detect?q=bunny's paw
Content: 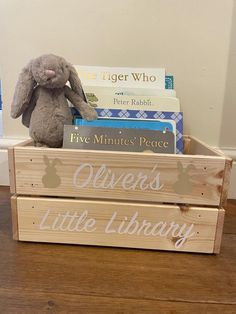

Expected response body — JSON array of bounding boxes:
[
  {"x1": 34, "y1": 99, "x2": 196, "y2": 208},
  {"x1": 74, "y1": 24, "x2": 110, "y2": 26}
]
[{"x1": 80, "y1": 106, "x2": 98, "y2": 121}]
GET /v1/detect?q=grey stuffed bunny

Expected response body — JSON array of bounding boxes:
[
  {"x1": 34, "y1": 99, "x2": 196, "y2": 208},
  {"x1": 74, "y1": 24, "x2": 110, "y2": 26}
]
[{"x1": 11, "y1": 54, "x2": 98, "y2": 147}]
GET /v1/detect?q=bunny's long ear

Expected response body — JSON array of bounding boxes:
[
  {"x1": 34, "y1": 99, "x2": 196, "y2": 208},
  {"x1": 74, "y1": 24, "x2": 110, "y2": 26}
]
[
  {"x1": 68, "y1": 64, "x2": 86, "y2": 101},
  {"x1": 186, "y1": 164, "x2": 195, "y2": 172},
  {"x1": 52, "y1": 158, "x2": 62, "y2": 166},
  {"x1": 11, "y1": 61, "x2": 37, "y2": 119},
  {"x1": 177, "y1": 161, "x2": 183, "y2": 172},
  {"x1": 43, "y1": 155, "x2": 50, "y2": 166}
]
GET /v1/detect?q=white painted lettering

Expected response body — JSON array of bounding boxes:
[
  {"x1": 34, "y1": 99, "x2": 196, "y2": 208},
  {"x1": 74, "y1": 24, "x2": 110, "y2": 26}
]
[{"x1": 38, "y1": 209, "x2": 195, "y2": 249}]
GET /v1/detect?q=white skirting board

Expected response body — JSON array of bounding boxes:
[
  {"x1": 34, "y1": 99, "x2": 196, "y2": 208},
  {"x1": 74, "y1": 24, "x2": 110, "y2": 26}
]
[{"x1": 0, "y1": 139, "x2": 236, "y2": 199}]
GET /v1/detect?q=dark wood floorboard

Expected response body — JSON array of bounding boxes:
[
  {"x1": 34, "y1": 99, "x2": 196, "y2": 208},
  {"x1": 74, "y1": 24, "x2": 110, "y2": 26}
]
[{"x1": 0, "y1": 186, "x2": 236, "y2": 313}]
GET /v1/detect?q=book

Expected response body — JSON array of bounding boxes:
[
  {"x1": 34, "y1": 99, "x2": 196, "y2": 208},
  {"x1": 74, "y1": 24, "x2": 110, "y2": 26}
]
[
  {"x1": 84, "y1": 85, "x2": 177, "y2": 98},
  {"x1": 83, "y1": 85, "x2": 178, "y2": 112},
  {"x1": 74, "y1": 118, "x2": 176, "y2": 136},
  {"x1": 63, "y1": 125, "x2": 175, "y2": 154},
  {"x1": 73, "y1": 66, "x2": 179, "y2": 111},
  {"x1": 71, "y1": 108, "x2": 183, "y2": 154},
  {"x1": 84, "y1": 93, "x2": 180, "y2": 112},
  {"x1": 74, "y1": 118, "x2": 177, "y2": 153},
  {"x1": 70, "y1": 66, "x2": 182, "y2": 153},
  {"x1": 75, "y1": 65, "x2": 166, "y2": 89},
  {"x1": 165, "y1": 75, "x2": 174, "y2": 89}
]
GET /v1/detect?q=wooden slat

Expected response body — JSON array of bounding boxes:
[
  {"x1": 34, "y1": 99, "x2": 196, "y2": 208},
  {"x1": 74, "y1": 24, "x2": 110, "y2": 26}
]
[
  {"x1": 1, "y1": 189, "x2": 236, "y2": 310},
  {"x1": 213, "y1": 208, "x2": 225, "y2": 254},
  {"x1": 16, "y1": 196, "x2": 219, "y2": 253},
  {"x1": 8, "y1": 147, "x2": 16, "y2": 194},
  {"x1": 220, "y1": 157, "x2": 233, "y2": 207},
  {"x1": 10, "y1": 195, "x2": 19, "y2": 240},
  {"x1": 183, "y1": 136, "x2": 191, "y2": 154},
  {"x1": 187, "y1": 136, "x2": 225, "y2": 157},
  {"x1": 8, "y1": 139, "x2": 33, "y2": 194},
  {"x1": 14, "y1": 146, "x2": 225, "y2": 206}
]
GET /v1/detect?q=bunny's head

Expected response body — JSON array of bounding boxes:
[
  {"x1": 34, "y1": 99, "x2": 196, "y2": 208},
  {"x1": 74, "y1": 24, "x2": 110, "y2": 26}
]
[
  {"x1": 11, "y1": 54, "x2": 85, "y2": 119},
  {"x1": 31, "y1": 54, "x2": 71, "y2": 88}
]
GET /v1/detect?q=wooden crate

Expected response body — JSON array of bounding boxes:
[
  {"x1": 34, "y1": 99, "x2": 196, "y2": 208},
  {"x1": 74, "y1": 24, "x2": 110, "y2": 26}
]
[{"x1": 9, "y1": 136, "x2": 232, "y2": 253}]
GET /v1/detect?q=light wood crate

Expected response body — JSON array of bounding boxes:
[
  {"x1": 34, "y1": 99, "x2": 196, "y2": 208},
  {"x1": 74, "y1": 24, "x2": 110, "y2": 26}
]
[{"x1": 9, "y1": 136, "x2": 232, "y2": 254}]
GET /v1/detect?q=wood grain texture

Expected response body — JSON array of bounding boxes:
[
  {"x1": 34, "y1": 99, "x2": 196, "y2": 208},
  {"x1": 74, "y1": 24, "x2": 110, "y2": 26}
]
[
  {"x1": 0, "y1": 288, "x2": 236, "y2": 314},
  {"x1": 16, "y1": 196, "x2": 219, "y2": 253},
  {"x1": 13, "y1": 145, "x2": 225, "y2": 206},
  {"x1": 187, "y1": 136, "x2": 225, "y2": 157},
  {"x1": 213, "y1": 208, "x2": 225, "y2": 254},
  {"x1": 7, "y1": 139, "x2": 33, "y2": 194},
  {"x1": 224, "y1": 200, "x2": 236, "y2": 234},
  {"x1": 220, "y1": 157, "x2": 233, "y2": 207},
  {"x1": 7, "y1": 147, "x2": 16, "y2": 194},
  {"x1": 1, "y1": 188, "x2": 236, "y2": 313},
  {"x1": 183, "y1": 136, "x2": 191, "y2": 154},
  {"x1": 10, "y1": 195, "x2": 18, "y2": 240}
]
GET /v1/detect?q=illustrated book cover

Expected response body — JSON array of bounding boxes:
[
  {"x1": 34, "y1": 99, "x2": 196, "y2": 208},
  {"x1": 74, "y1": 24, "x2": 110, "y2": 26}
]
[
  {"x1": 74, "y1": 65, "x2": 166, "y2": 89},
  {"x1": 71, "y1": 108, "x2": 183, "y2": 154}
]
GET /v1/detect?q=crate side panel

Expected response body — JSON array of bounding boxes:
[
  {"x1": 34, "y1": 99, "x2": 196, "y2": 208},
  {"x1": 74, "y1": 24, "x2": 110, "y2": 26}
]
[
  {"x1": 213, "y1": 208, "x2": 225, "y2": 254},
  {"x1": 8, "y1": 147, "x2": 16, "y2": 194},
  {"x1": 220, "y1": 158, "x2": 232, "y2": 207},
  {"x1": 188, "y1": 136, "x2": 225, "y2": 157},
  {"x1": 14, "y1": 147, "x2": 225, "y2": 206},
  {"x1": 17, "y1": 197, "x2": 219, "y2": 253},
  {"x1": 11, "y1": 195, "x2": 19, "y2": 240}
]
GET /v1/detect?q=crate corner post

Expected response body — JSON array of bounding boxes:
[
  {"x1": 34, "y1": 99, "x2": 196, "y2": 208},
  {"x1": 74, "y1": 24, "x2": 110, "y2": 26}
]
[
  {"x1": 11, "y1": 195, "x2": 19, "y2": 240},
  {"x1": 8, "y1": 146, "x2": 16, "y2": 194}
]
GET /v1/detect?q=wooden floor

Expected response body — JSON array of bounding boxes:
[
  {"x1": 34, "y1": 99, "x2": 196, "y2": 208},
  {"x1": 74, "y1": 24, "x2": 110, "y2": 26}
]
[{"x1": 0, "y1": 187, "x2": 236, "y2": 313}]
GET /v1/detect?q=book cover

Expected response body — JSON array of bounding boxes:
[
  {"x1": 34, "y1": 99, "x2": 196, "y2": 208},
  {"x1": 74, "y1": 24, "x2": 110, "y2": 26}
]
[
  {"x1": 74, "y1": 117, "x2": 176, "y2": 134},
  {"x1": 84, "y1": 93, "x2": 180, "y2": 112},
  {"x1": 75, "y1": 65, "x2": 166, "y2": 89},
  {"x1": 84, "y1": 85, "x2": 177, "y2": 98},
  {"x1": 82, "y1": 85, "x2": 179, "y2": 112},
  {"x1": 71, "y1": 108, "x2": 183, "y2": 154},
  {"x1": 63, "y1": 125, "x2": 175, "y2": 154},
  {"x1": 165, "y1": 75, "x2": 174, "y2": 89}
]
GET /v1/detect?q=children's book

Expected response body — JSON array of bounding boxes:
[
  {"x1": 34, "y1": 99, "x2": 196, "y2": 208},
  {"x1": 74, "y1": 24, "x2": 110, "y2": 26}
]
[
  {"x1": 74, "y1": 118, "x2": 176, "y2": 133},
  {"x1": 85, "y1": 94, "x2": 180, "y2": 112},
  {"x1": 72, "y1": 108, "x2": 183, "y2": 154},
  {"x1": 75, "y1": 65, "x2": 166, "y2": 89},
  {"x1": 63, "y1": 125, "x2": 175, "y2": 154},
  {"x1": 84, "y1": 85, "x2": 176, "y2": 98},
  {"x1": 165, "y1": 75, "x2": 174, "y2": 89}
]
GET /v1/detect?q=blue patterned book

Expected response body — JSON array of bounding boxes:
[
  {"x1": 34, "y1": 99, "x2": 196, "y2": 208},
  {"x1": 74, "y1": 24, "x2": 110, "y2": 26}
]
[{"x1": 71, "y1": 108, "x2": 183, "y2": 154}]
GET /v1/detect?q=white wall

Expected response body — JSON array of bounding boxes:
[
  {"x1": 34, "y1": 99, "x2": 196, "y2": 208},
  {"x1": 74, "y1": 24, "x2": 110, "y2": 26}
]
[
  {"x1": 0, "y1": 0, "x2": 234, "y2": 148},
  {"x1": 219, "y1": 1, "x2": 236, "y2": 149}
]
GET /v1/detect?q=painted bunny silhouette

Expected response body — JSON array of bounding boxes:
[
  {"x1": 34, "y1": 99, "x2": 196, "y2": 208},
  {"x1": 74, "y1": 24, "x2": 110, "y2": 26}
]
[
  {"x1": 42, "y1": 155, "x2": 62, "y2": 188},
  {"x1": 173, "y1": 161, "x2": 195, "y2": 195}
]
